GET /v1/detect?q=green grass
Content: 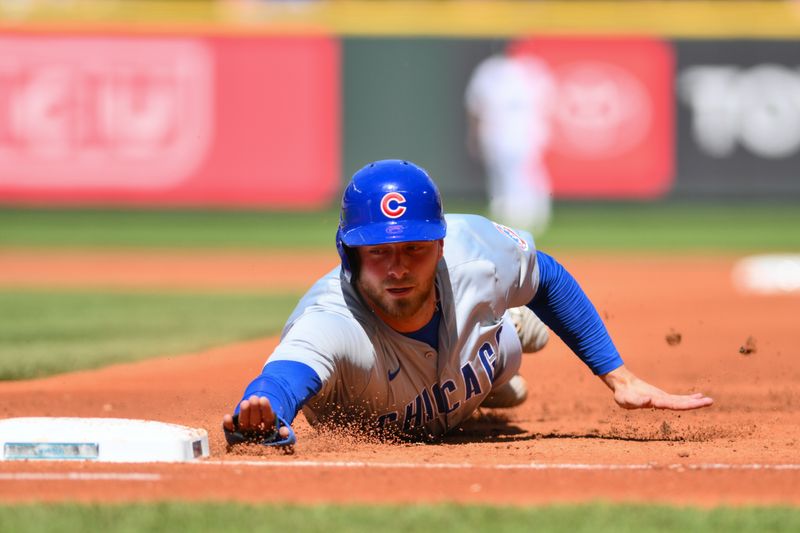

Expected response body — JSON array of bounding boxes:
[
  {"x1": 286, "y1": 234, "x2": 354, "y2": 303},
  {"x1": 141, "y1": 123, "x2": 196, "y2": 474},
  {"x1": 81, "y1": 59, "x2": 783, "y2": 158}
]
[
  {"x1": 0, "y1": 208, "x2": 342, "y2": 249},
  {"x1": 0, "y1": 290, "x2": 299, "y2": 380},
  {"x1": 0, "y1": 503, "x2": 798, "y2": 533},
  {"x1": 1, "y1": 201, "x2": 799, "y2": 251},
  {"x1": 538, "y1": 202, "x2": 800, "y2": 252}
]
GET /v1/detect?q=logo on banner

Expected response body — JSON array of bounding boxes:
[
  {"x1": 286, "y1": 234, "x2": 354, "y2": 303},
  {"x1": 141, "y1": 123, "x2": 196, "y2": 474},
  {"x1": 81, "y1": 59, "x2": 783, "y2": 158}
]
[
  {"x1": 0, "y1": 36, "x2": 213, "y2": 190},
  {"x1": 381, "y1": 192, "x2": 407, "y2": 218},
  {"x1": 508, "y1": 37, "x2": 672, "y2": 199},
  {"x1": 680, "y1": 64, "x2": 800, "y2": 159},
  {"x1": 551, "y1": 62, "x2": 651, "y2": 159}
]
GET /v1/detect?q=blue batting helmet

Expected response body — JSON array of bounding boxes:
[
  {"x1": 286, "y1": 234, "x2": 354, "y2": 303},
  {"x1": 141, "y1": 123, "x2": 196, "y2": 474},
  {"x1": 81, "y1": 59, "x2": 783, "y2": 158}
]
[{"x1": 336, "y1": 159, "x2": 447, "y2": 275}]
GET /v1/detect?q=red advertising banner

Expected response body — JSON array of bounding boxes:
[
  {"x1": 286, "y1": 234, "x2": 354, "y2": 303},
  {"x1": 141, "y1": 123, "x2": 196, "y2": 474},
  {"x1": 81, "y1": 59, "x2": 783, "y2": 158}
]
[
  {"x1": 0, "y1": 34, "x2": 340, "y2": 208},
  {"x1": 510, "y1": 37, "x2": 674, "y2": 198}
]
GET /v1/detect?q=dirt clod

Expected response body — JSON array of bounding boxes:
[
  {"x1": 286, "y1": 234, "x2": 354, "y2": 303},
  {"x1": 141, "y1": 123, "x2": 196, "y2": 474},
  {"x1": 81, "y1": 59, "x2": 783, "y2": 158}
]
[
  {"x1": 665, "y1": 329, "x2": 682, "y2": 346},
  {"x1": 739, "y1": 336, "x2": 757, "y2": 355}
]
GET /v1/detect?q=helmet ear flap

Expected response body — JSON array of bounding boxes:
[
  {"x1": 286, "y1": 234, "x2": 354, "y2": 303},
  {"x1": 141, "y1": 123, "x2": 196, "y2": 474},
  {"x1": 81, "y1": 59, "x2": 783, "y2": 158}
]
[
  {"x1": 336, "y1": 227, "x2": 350, "y2": 279},
  {"x1": 336, "y1": 228, "x2": 360, "y2": 283},
  {"x1": 344, "y1": 246, "x2": 360, "y2": 282}
]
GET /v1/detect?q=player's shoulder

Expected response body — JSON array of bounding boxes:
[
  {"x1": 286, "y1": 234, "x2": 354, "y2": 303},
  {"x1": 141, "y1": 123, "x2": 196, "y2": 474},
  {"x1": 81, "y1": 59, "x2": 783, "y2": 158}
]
[
  {"x1": 441, "y1": 214, "x2": 538, "y2": 306},
  {"x1": 444, "y1": 214, "x2": 535, "y2": 259}
]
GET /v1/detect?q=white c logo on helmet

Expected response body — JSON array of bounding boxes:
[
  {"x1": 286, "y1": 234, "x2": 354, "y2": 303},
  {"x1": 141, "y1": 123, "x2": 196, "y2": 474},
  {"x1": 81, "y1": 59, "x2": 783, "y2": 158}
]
[{"x1": 380, "y1": 192, "x2": 407, "y2": 219}]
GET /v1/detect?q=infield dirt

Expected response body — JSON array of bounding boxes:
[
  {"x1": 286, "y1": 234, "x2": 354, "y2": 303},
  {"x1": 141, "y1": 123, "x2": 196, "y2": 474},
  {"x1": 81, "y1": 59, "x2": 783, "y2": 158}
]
[{"x1": 1, "y1": 250, "x2": 798, "y2": 505}]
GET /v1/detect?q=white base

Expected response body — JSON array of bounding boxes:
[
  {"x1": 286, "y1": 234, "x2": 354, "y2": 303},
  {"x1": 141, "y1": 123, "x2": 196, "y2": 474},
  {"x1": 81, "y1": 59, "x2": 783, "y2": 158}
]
[
  {"x1": 0, "y1": 417, "x2": 209, "y2": 463},
  {"x1": 732, "y1": 254, "x2": 800, "y2": 294}
]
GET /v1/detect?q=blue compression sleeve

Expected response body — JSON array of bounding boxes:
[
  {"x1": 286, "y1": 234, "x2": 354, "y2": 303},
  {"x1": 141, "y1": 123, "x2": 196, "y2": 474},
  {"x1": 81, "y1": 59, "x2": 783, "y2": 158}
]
[
  {"x1": 528, "y1": 250, "x2": 624, "y2": 375},
  {"x1": 235, "y1": 360, "x2": 322, "y2": 425}
]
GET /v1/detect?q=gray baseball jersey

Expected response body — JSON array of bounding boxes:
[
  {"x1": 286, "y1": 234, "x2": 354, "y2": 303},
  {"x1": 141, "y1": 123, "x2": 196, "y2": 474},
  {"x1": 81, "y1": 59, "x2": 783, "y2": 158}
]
[{"x1": 267, "y1": 214, "x2": 540, "y2": 439}]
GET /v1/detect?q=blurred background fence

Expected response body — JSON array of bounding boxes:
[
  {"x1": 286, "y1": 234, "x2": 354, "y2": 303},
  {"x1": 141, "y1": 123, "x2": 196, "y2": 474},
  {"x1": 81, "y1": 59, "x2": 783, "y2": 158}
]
[{"x1": 1, "y1": 0, "x2": 800, "y2": 208}]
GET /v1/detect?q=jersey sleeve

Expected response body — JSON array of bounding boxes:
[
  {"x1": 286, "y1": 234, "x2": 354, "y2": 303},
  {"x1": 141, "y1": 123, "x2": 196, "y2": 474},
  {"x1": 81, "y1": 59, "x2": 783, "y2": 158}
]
[
  {"x1": 528, "y1": 250, "x2": 624, "y2": 375},
  {"x1": 235, "y1": 360, "x2": 321, "y2": 424}
]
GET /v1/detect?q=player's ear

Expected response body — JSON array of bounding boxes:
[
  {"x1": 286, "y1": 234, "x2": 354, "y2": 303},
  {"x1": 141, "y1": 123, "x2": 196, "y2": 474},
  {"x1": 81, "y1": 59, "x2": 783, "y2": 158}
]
[{"x1": 436, "y1": 239, "x2": 444, "y2": 260}]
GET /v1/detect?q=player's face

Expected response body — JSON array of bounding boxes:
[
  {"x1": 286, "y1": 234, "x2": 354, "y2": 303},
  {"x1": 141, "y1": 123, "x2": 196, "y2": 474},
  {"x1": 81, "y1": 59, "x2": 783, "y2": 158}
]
[{"x1": 355, "y1": 240, "x2": 443, "y2": 333}]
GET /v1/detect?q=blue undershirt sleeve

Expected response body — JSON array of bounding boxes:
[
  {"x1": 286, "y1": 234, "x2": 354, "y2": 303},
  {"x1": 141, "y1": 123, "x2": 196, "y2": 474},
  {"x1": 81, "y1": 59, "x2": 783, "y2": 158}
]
[
  {"x1": 234, "y1": 360, "x2": 323, "y2": 425},
  {"x1": 527, "y1": 250, "x2": 624, "y2": 375}
]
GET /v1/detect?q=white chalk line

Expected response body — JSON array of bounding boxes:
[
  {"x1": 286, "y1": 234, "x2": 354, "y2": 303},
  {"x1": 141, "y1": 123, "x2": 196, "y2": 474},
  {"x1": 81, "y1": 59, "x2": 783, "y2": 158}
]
[
  {"x1": 202, "y1": 460, "x2": 800, "y2": 472},
  {"x1": 0, "y1": 472, "x2": 161, "y2": 481},
  {"x1": 1, "y1": 463, "x2": 798, "y2": 482}
]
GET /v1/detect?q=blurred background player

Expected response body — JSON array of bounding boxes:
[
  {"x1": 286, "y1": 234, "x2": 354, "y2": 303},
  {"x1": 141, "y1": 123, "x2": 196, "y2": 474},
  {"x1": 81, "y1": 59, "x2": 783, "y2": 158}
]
[{"x1": 465, "y1": 53, "x2": 557, "y2": 236}]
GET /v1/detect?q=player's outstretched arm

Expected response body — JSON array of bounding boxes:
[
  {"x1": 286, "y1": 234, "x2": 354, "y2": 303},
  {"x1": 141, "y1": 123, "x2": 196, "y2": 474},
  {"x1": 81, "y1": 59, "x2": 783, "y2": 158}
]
[
  {"x1": 600, "y1": 365, "x2": 713, "y2": 411},
  {"x1": 222, "y1": 395, "x2": 292, "y2": 444},
  {"x1": 222, "y1": 360, "x2": 321, "y2": 448}
]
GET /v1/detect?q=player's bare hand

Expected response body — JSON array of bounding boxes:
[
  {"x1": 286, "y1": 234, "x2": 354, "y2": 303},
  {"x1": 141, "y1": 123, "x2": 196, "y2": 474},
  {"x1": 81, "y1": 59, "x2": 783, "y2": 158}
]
[
  {"x1": 222, "y1": 396, "x2": 290, "y2": 440},
  {"x1": 601, "y1": 365, "x2": 713, "y2": 411}
]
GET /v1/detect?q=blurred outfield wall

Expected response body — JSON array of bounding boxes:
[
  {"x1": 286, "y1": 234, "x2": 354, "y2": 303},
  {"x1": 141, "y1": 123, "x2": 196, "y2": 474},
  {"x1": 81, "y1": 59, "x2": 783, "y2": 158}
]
[{"x1": 1, "y1": 0, "x2": 800, "y2": 207}]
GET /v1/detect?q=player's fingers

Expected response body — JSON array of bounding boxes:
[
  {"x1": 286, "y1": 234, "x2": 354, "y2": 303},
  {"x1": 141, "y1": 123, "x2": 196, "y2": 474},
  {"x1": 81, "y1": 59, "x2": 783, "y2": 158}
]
[
  {"x1": 237, "y1": 399, "x2": 252, "y2": 429},
  {"x1": 258, "y1": 396, "x2": 271, "y2": 431},
  {"x1": 258, "y1": 397, "x2": 274, "y2": 431},
  {"x1": 653, "y1": 394, "x2": 713, "y2": 410},
  {"x1": 651, "y1": 395, "x2": 683, "y2": 409},
  {"x1": 222, "y1": 414, "x2": 235, "y2": 432},
  {"x1": 278, "y1": 426, "x2": 290, "y2": 438},
  {"x1": 246, "y1": 395, "x2": 262, "y2": 428},
  {"x1": 686, "y1": 396, "x2": 714, "y2": 409}
]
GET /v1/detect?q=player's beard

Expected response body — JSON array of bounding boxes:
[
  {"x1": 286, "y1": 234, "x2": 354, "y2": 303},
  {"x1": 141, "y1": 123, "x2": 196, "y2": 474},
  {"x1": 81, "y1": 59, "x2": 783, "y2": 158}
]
[{"x1": 357, "y1": 273, "x2": 436, "y2": 325}]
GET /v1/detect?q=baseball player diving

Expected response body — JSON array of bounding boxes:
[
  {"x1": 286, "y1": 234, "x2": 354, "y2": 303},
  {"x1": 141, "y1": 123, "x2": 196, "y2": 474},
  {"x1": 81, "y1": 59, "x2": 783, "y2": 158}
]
[{"x1": 223, "y1": 159, "x2": 713, "y2": 447}]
